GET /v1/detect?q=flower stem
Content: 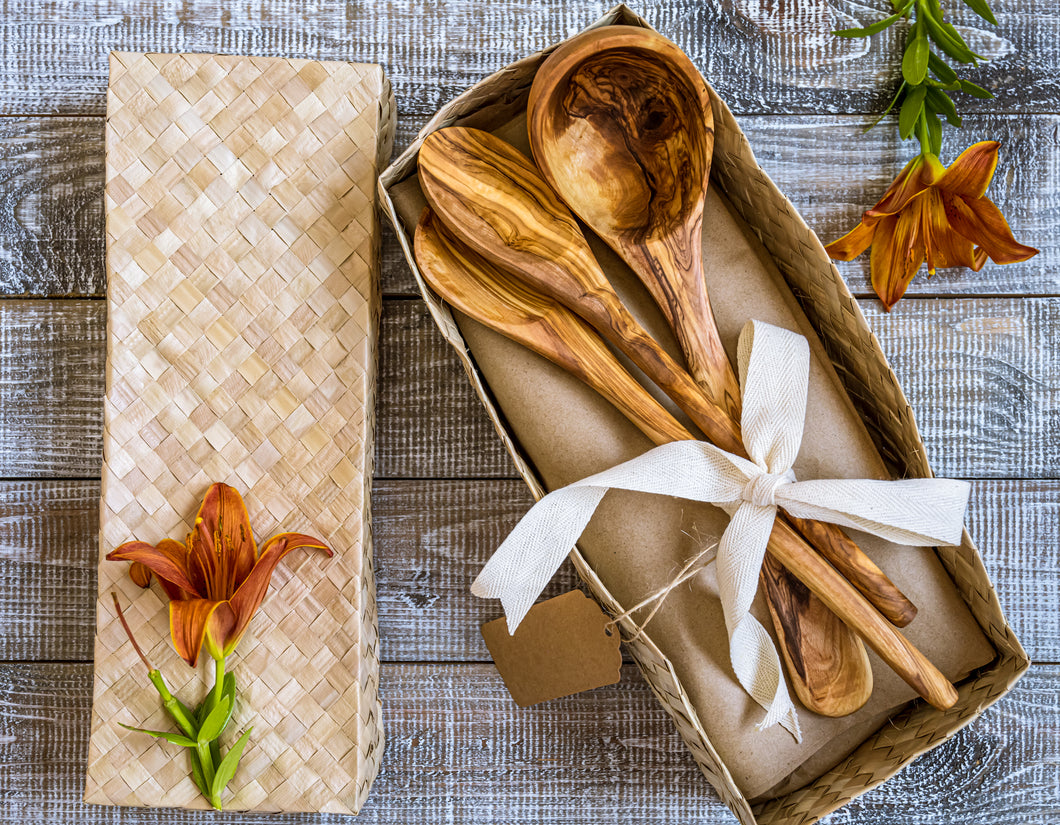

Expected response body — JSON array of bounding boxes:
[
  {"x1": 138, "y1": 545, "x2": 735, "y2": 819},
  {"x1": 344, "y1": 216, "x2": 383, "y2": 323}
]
[
  {"x1": 196, "y1": 740, "x2": 216, "y2": 797},
  {"x1": 916, "y1": 111, "x2": 931, "y2": 158},
  {"x1": 206, "y1": 656, "x2": 227, "y2": 810},
  {"x1": 212, "y1": 656, "x2": 226, "y2": 713},
  {"x1": 147, "y1": 670, "x2": 196, "y2": 739}
]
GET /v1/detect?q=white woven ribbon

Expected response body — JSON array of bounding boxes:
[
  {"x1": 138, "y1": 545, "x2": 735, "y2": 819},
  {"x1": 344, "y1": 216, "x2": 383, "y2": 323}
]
[{"x1": 471, "y1": 320, "x2": 970, "y2": 738}]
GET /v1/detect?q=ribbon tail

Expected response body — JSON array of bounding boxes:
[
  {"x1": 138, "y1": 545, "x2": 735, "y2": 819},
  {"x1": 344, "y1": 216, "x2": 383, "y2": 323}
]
[
  {"x1": 471, "y1": 485, "x2": 608, "y2": 632},
  {"x1": 717, "y1": 503, "x2": 801, "y2": 741},
  {"x1": 778, "y1": 478, "x2": 972, "y2": 546}
]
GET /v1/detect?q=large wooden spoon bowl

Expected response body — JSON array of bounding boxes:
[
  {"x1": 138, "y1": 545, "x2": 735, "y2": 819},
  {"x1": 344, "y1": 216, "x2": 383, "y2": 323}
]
[{"x1": 528, "y1": 25, "x2": 738, "y2": 420}]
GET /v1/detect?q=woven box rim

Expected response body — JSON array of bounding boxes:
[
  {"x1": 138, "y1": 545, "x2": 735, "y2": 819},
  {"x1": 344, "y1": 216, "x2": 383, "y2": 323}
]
[{"x1": 377, "y1": 7, "x2": 1030, "y2": 824}]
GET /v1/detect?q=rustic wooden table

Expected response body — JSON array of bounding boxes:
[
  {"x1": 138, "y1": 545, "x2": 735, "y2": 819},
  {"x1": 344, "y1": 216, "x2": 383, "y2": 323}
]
[{"x1": 0, "y1": 1, "x2": 1056, "y2": 823}]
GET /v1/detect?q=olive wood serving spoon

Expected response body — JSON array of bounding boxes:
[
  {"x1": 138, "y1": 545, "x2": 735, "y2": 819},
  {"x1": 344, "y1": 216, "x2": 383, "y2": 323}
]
[
  {"x1": 414, "y1": 208, "x2": 873, "y2": 715},
  {"x1": 525, "y1": 26, "x2": 918, "y2": 632},
  {"x1": 417, "y1": 130, "x2": 958, "y2": 711},
  {"x1": 419, "y1": 125, "x2": 875, "y2": 717}
]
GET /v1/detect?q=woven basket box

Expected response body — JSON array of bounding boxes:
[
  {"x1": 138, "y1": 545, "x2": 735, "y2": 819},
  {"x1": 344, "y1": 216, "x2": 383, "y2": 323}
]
[
  {"x1": 85, "y1": 53, "x2": 394, "y2": 814},
  {"x1": 378, "y1": 6, "x2": 1028, "y2": 824}
]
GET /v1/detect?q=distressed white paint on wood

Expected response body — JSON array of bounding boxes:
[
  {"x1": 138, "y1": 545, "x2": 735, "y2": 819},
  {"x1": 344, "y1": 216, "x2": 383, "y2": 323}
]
[
  {"x1": 0, "y1": 663, "x2": 1056, "y2": 824},
  {"x1": 0, "y1": 478, "x2": 1054, "y2": 663},
  {"x1": 0, "y1": 300, "x2": 104, "y2": 476},
  {"x1": 0, "y1": 0, "x2": 1052, "y2": 116},
  {"x1": 0, "y1": 115, "x2": 1053, "y2": 298},
  {"x1": 861, "y1": 298, "x2": 1060, "y2": 478}
]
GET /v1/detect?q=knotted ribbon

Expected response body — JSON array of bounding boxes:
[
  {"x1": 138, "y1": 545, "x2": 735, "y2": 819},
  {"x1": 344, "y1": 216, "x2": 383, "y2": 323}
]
[{"x1": 472, "y1": 320, "x2": 970, "y2": 738}]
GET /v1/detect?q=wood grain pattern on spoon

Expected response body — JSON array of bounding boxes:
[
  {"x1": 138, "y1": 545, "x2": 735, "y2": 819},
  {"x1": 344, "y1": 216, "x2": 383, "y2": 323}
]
[
  {"x1": 416, "y1": 127, "x2": 877, "y2": 714},
  {"x1": 412, "y1": 209, "x2": 958, "y2": 713},
  {"x1": 526, "y1": 26, "x2": 918, "y2": 632},
  {"x1": 417, "y1": 131, "x2": 956, "y2": 711},
  {"x1": 417, "y1": 126, "x2": 743, "y2": 457}
]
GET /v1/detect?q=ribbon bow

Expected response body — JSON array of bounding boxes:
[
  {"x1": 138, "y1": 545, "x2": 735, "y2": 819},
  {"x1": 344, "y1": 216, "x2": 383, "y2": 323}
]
[{"x1": 472, "y1": 320, "x2": 970, "y2": 738}]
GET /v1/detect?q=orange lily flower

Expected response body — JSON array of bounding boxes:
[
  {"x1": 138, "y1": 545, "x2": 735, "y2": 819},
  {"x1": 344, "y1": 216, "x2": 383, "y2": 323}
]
[
  {"x1": 826, "y1": 141, "x2": 1038, "y2": 310},
  {"x1": 108, "y1": 483, "x2": 331, "y2": 667}
]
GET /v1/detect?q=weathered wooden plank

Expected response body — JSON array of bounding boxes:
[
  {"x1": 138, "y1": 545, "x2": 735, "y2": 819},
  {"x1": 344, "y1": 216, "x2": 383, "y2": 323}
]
[
  {"x1": 0, "y1": 662, "x2": 1055, "y2": 824},
  {"x1": 0, "y1": 300, "x2": 104, "y2": 477},
  {"x1": 0, "y1": 0, "x2": 1053, "y2": 117},
  {"x1": 375, "y1": 298, "x2": 514, "y2": 478},
  {"x1": 1, "y1": 478, "x2": 1055, "y2": 663},
  {"x1": 861, "y1": 298, "x2": 1060, "y2": 479},
  {"x1": 0, "y1": 114, "x2": 1054, "y2": 299},
  {"x1": 1, "y1": 297, "x2": 1058, "y2": 479}
]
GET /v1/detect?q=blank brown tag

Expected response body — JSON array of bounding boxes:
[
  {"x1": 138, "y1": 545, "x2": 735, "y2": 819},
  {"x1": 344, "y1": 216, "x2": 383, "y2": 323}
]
[{"x1": 481, "y1": 590, "x2": 623, "y2": 707}]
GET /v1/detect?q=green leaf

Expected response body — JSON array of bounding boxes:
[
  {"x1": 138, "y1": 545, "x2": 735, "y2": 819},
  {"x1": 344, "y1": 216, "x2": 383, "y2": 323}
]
[
  {"x1": 866, "y1": 81, "x2": 907, "y2": 132},
  {"x1": 961, "y1": 0, "x2": 998, "y2": 26},
  {"x1": 210, "y1": 728, "x2": 254, "y2": 802},
  {"x1": 928, "y1": 51, "x2": 958, "y2": 83},
  {"x1": 926, "y1": 87, "x2": 962, "y2": 126},
  {"x1": 959, "y1": 78, "x2": 994, "y2": 98},
  {"x1": 921, "y1": 2, "x2": 977, "y2": 63},
  {"x1": 899, "y1": 84, "x2": 927, "y2": 139},
  {"x1": 189, "y1": 751, "x2": 210, "y2": 797},
  {"x1": 835, "y1": 1, "x2": 911, "y2": 36},
  {"x1": 926, "y1": 110, "x2": 943, "y2": 155},
  {"x1": 218, "y1": 674, "x2": 237, "y2": 725},
  {"x1": 902, "y1": 21, "x2": 930, "y2": 84},
  {"x1": 197, "y1": 696, "x2": 232, "y2": 744},
  {"x1": 119, "y1": 723, "x2": 197, "y2": 748},
  {"x1": 833, "y1": 0, "x2": 912, "y2": 37}
]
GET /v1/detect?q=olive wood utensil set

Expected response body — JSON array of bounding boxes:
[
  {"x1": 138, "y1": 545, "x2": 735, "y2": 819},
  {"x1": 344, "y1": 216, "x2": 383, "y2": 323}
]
[{"x1": 412, "y1": 25, "x2": 958, "y2": 716}]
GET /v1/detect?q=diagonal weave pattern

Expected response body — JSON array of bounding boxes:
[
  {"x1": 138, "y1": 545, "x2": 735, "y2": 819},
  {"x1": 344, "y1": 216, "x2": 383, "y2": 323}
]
[
  {"x1": 379, "y1": 6, "x2": 1029, "y2": 825},
  {"x1": 85, "y1": 52, "x2": 394, "y2": 814}
]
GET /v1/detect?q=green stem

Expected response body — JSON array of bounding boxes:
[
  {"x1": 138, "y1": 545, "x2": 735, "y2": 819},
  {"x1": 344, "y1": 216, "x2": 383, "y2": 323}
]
[
  {"x1": 210, "y1": 656, "x2": 226, "y2": 714},
  {"x1": 147, "y1": 669, "x2": 196, "y2": 739},
  {"x1": 196, "y1": 740, "x2": 216, "y2": 796},
  {"x1": 207, "y1": 656, "x2": 227, "y2": 810},
  {"x1": 916, "y1": 111, "x2": 931, "y2": 156}
]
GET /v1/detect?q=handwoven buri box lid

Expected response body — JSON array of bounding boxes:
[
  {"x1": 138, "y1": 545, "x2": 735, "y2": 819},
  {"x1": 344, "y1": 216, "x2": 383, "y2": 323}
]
[{"x1": 85, "y1": 52, "x2": 394, "y2": 813}]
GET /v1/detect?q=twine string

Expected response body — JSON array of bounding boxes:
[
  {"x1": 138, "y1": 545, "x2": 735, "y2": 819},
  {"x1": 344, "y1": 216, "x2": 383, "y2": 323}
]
[{"x1": 605, "y1": 543, "x2": 718, "y2": 642}]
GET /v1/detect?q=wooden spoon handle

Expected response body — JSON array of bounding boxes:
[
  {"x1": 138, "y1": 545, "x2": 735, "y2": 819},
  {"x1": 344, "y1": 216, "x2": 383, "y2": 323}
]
[
  {"x1": 768, "y1": 517, "x2": 957, "y2": 710},
  {"x1": 784, "y1": 514, "x2": 917, "y2": 627}
]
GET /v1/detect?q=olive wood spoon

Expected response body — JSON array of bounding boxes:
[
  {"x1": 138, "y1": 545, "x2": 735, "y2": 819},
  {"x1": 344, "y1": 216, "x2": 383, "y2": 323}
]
[
  {"x1": 526, "y1": 27, "x2": 917, "y2": 631},
  {"x1": 415, "y1": 209, "x2": 689, "y2": 446},
  {"x1": 418, "y1": 126, "x2": 741, "y2": 455},
  {"x1": 412, "y1": 208, "x2": 956, "y2": 713}
]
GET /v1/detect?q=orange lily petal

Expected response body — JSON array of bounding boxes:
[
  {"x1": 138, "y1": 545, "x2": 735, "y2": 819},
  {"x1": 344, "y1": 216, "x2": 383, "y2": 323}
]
[
  {"x1": 169, "y1": 598, "x2": 231, "y2": 667},
  {"x1": 189, "y1": 492, "x2": 221, "y2": 599},
  {"x1": 225, "y1": 533, "x2": 332, "y2": 653},
  {"x1": 210, "y1": 483, "x2": 258, "y2": 598},
  {"x1": 825, "y1": 220, "x2": 875, "y2": 261},
  {"x1": 865, "y1": 155, "x2": 932, "y2": 219},
  {"x1": 870, "y1": 208, "x2": 926, "y2": 311},
  {"x1": 943, "y1": 194, "x2": 1040, "y2": 265},
  {"x1": 204, "y1": 601, "x2": 238, "y2": 661},
  {"x1": 919, "y1": 188, "x2": 980, "y2": 273},
  {"x1": 108, "y1": 540, "x2": 201, "y2": 597},
  {"x1": 130, "y1": 562, "x2": 152, "y2": 588},
  {"x1": 935, "y1": 141, "x2": 999, "y2": 199}
]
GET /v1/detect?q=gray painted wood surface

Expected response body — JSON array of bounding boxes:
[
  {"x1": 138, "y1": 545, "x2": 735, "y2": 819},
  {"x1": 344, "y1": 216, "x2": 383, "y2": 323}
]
[{"x1": 0, "y1": 1, "x2": 1055, "y2": 823}]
